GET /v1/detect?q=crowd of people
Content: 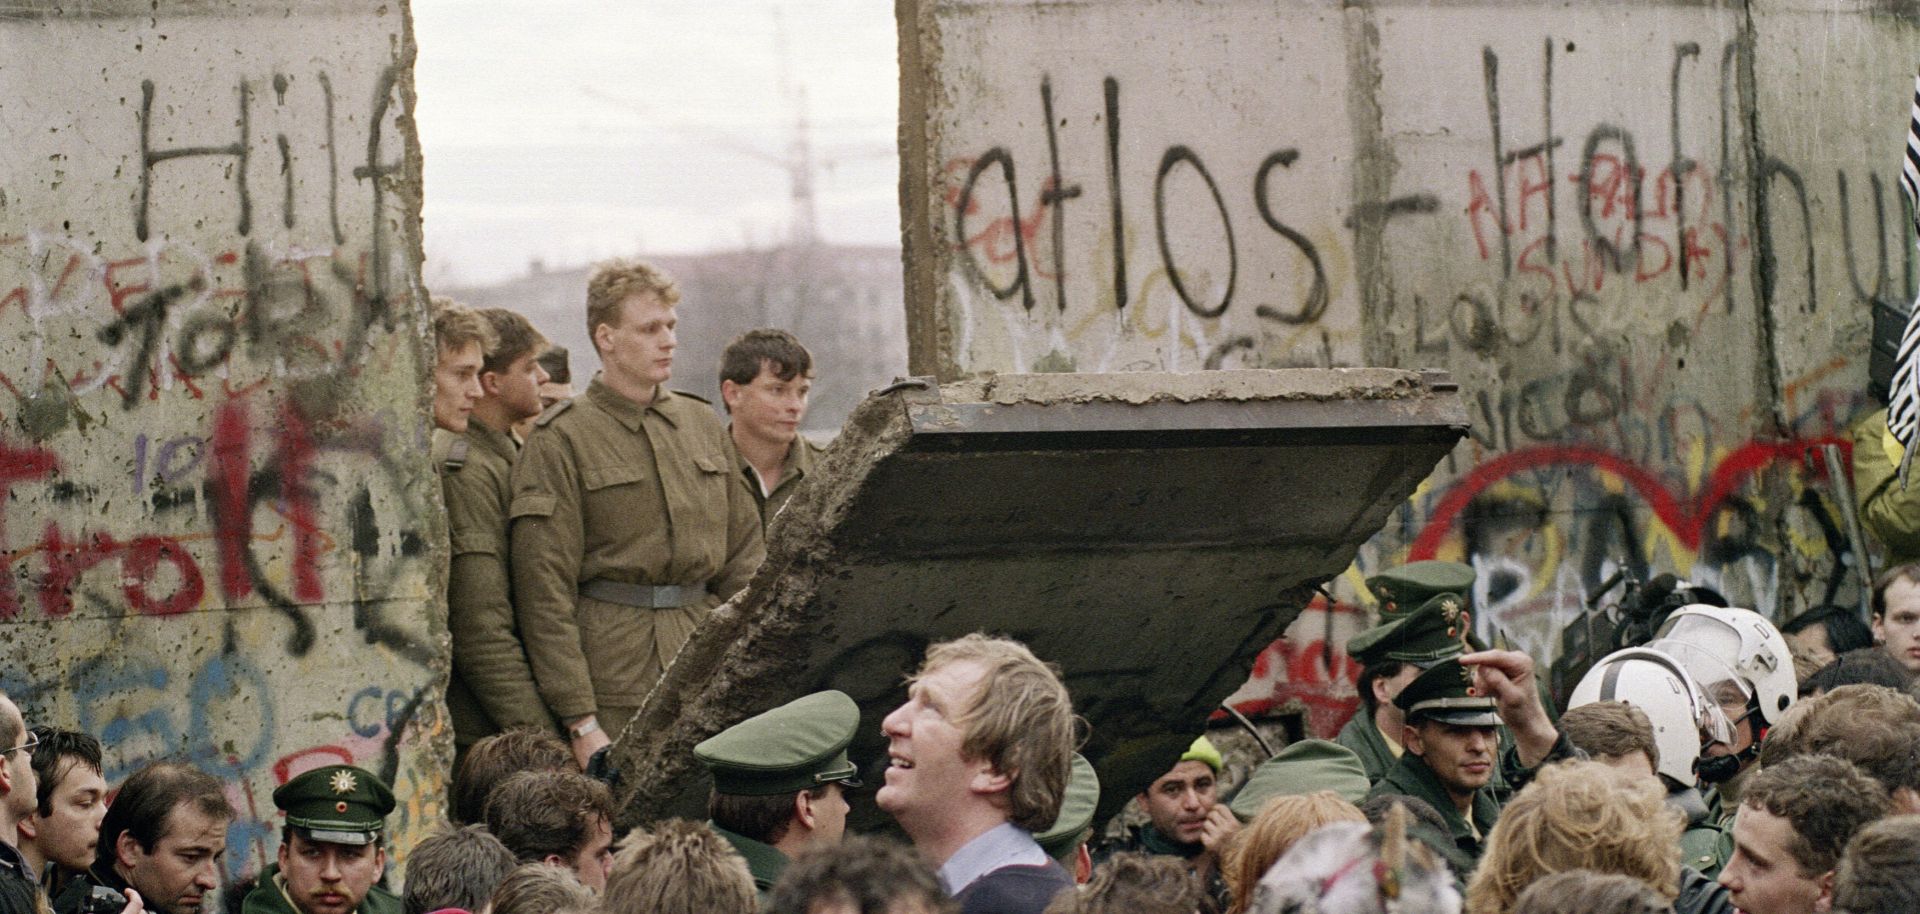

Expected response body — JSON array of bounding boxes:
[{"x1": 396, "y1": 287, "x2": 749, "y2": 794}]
[{"x1": 7, "y1": 257, "x2": 1920, "y2": 914}]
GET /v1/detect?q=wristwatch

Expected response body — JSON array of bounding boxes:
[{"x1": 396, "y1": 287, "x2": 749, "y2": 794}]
[{"x1": 569, "y1": 718, "x2": 601, "y2": 740}]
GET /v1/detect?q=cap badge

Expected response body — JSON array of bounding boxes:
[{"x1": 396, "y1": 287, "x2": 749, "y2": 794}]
[{"x1": 330, "y1": 770, "x2": 358, "y2": 795}]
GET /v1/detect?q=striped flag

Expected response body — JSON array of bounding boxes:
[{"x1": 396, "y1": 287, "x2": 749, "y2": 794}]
[{"x1": 1889, "y1": 69, "x2": 1920, "y2": 486}]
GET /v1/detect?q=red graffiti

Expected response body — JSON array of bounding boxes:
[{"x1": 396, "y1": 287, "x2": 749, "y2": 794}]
[
  {"x1": 272, "y1": 745, "x2": 356, "y2": 785},
  {"x1": 1226, "y1": 600, "x2": 1366, "y2": 739},
  {"x1": 1409, "y1": 438, "x2": 1849, "y2": 560}
]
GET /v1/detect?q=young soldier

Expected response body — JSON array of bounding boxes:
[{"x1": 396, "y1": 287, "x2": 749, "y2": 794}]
[
  {"x1": 440, "y1": 308, "x2": 556, "y2": 756},
  {"x1": 509, "y1": 260, "x2": 764, "y2": 769},
  {"x1": 718, "y1": 329, "x2": 822, "y2": 526}
]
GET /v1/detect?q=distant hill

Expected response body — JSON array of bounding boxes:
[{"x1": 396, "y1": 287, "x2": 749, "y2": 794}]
[{"x1": 440, "y1": 243, "x2": 909, "y2": 437}]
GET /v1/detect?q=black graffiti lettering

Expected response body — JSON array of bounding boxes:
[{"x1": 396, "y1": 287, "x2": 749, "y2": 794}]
[
  {"x1": 355, "y1": 64, "x2": 405, "y2": 329},
  {"x1": 1670, "y1": 42, "x2": 1701, "y2": 291},
  {"x1": 1204, "y1": 336, "x2": 1257, "y2": 370},
  {"x1": 956, "y1": 147, "x2": 1034, "y2": 310},
  {"x1": 1483, "y1": 48, "x2": 1513, "y2": 278},
  {"x1": 1252, "y1": 150, "x2": 1329, "y2": 326},
  {"x1": 1039, "y1": 76, "x2": 1082, "y2": 314},
  {"x1": 318, "y1": 72, "x2": 346, "y2": 245},
  {"x1": 174, "y1": 311, "x2": 238, "y2": 376},
  {"x1": 1837, "y1": 170, "x2": 1896, "y2": 308},
  {"x1": 137, "y1": 79, "x2": 251, "y2": 242},
  {"x1": 1105, "y1": 77, "x2": 1128, "y2": 311},
  {"x1": 1579, "y1": 125, "x2": 1644, "y2": 275},
  {"x1": 1154, "y1": 145, "x2": 1235, "y2": 319},
  {"x1": 97, "y1": 282, "x2": 198, "y2": 409}
]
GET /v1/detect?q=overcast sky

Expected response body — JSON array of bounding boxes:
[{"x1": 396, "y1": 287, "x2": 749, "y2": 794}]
[{"x1": 410, "y1": 1, "x2": 901, "y2": 287}]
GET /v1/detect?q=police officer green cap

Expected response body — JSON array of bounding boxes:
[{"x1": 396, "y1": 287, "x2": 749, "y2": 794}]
[
  {"x1": 273, "y1": 765, "x2": 395, "y2": 846},
  {"x1": 1036, "y1": 753, "x2": 1099, "y2": 862},
  {"x1": 1344, "y1": 593, "x2": 1473, "y2": 668},
  {"x1": 695, "y1": 690, "x2": 863, "y2": 796},
  {"x1": 1365, "y1": 561, "x2": 1474, "y2": 620},
  {"x1": 1228, "y1": 740, "x2": 1370, "y2": 820},
  {"x1": 1392, "y1": 657, "x2": 1500, "y2": 727}
]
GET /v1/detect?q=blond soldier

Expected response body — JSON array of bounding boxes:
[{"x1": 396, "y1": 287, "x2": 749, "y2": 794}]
[{"x1": 509, "y1": 260, "x2": 765, "y2": 769}]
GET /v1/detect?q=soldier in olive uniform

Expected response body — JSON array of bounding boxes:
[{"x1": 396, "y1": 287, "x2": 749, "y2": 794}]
[
  {"x1": 1366, "y1": 651, "x2": 1574, "y2": 870},
  {"x1": 694, "y1": 690, "x2": 863, "y2": 903},
  {"x1": 1337, "y1": 586, "x2": 1476, "y2": 784},
  {"x1": 437, "y1": 308, "x2": 558, "y2": 756},
  {"x1": 242, "y1": 765, "x2": 399, "y2": 914},
  {"x1": 510, "y1": 260, "x2": 766, "y2": 769},
  {"x1": 1035, "y1": 754, "x2": 1100, "y2": 884},
  {"x1": 720, "y1": 329, "x2": 825, "y2": 527}
]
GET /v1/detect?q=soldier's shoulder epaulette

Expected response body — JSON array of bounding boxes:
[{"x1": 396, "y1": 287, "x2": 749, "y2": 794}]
[
  {"x1": 442, "y1": 437, "x2": 470, "y2": 472},
  {"x1": 533, "y1": 398, "x2": 575, "y2": 427},
  {"x1": 670, "y1": 388, "x2": 712, "y2": 405}
]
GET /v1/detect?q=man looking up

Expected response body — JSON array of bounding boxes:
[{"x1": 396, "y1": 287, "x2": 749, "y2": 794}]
[
  {"x1": 694, "y1": 690, "x2": 863, "y2": 902},
  {"x1": 430, "y1": 300, "x2": 492, "y2": 436},
  {"x1": 83, "y1": 761, "x2": 232, "y2": 914},
  {"x1": 20, "y1": 728, "x2": 105, "y2": 897},
  {"x1": 242, "y1": 765, "x2": 399, "y2": 914},
  {"x1": 511, "y1": 259, "x2": 765, "y2": 769},
  {"x1": 878, "y1": 634, "x2": 1075, "y2": 914},
  {"x1": 0, "y1": 694, "x2": 40, "y2": 914},
  {"x1": 1717, "y1": 754, "x2": 1889, "y2": 914},
  {"x1": 440, "y1": 308, "x2": 556, "y2": 757},
  {"x1": 719, "y1": 329, "x2": 821, "y2": 527}
]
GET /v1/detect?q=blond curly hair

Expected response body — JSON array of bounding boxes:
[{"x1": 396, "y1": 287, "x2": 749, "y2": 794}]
[
  {"x1": 1464, "y1": 760, "x2": 1682, "y2": 914},
  {"x1": 585, "y1": 259, "x2": 680, "y2": 353}
]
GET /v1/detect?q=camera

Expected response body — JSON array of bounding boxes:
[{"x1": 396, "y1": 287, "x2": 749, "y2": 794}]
[{"x1": 79, "y1": 885, "x2": 126, "y2": 914}]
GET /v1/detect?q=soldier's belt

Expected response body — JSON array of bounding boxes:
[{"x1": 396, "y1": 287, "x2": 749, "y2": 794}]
[{"x1": 580, "y1": 578, "x2": 707, "y2": 609}]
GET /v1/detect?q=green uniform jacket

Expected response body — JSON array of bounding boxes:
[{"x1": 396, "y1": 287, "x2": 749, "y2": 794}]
[
  {"x1": 737, "y1": 433, "x2": 825, "y2": 527},
  {"x1": 509, "y1": 381, "x2": 766, "y2": 723},
  {"x1": 1334, "y1": 710, "x2": 1398, "y2": 785},
  {"x1": 436, "y1": 421, "x2": 556, "y2": 749},
  {"x1": 1852, "y1": 407, "x2": 1920, "y2": 567},
  {"x1": 1369, "y1": 751, "x2": 1501, "y2": 867},
  {"x1": 712, "y1": 824, "x2": 786, "y2": 905},
  {"x1": 241, "y1": 867, "x2": 401, "y2": 914}
]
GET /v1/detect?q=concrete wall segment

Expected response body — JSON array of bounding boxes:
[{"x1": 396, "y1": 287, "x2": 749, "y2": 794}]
[
  {"x1": 900, "y1": 0, "x2": 1915, "y2": 705},
  {"x1": 0, "y1": 0, "x2": 446, "y2": 889}
]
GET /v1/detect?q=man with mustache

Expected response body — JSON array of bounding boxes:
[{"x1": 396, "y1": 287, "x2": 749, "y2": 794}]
[{"x1": 242, "y1": 765, "x2": 399, "y2": 914}]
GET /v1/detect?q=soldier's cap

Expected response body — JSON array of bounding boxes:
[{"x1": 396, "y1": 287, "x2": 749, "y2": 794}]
[
  {"x1": 1228, "y1": 740, "x2": 1370, "y2": 820},
  {"x1": 1181, "y1": 735, "x2": 1223, "y2": 773},
  {"x1": 1036, "y1": 753, "x2": 1100, "y2": 862},
  {"x1": 1344, "y1": 593, "x2": 1473, "y2": 668},
  {"x1": 1365, "y1": 561, "x2": 1474, "y2": 620},
  {"x1": 273, "y1": 765, "x2": 395, "y2": 846},
  {"x1": 695, "y1": 690, "x2": 863, "y2": 797},
  {"x1": 1392, "y1": 657, "x2": 1500, "y2": 727}
]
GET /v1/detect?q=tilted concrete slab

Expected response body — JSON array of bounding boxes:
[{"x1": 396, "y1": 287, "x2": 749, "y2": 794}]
[{"x1": 608, "y1": 368, "x2": 1466, "y2": 829}]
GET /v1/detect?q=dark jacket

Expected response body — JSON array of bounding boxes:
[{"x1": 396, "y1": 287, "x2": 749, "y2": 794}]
[
  {"x1": 1366, "y1": 732, "x2": 1579, "y2": 871},
  {"x1": 954, "y1": 863, "x2": 1073, "y2": 914},
  {"x1": 1674, "y1": 866, "x2": 1734, "y2": 914},
  {"x1": 1334, "y1": 710, "x2": 1397, "y2": 784},
  {"x1": 0, "y1": 843, "x2": 39, "y2": 914}
]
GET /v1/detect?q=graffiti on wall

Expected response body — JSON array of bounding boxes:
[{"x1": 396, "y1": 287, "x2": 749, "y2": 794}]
[{"x1": 2, "y1": 15, "x2": 444, "y2": 887}]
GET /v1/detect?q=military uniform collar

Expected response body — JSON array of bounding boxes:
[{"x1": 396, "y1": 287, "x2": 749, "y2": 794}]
[
  {"x1": 709, "y1": 824, "x2": 787, "y2": 888},
  {"x1": 1389, "y1": 751, "x2": 1498, "y2": 841},
  {"x1": 586, "y1": 377, "x2": 685, "y2": 432},
  {"x1": 465, "y1": 417, "x2": 518, "y2": 460}
]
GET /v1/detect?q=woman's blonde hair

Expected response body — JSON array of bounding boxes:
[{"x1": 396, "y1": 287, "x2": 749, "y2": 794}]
[
  {"x1": 1465, "y1": 761, "x2": 1682, "y2": 914},
  {"x1": 1222, "y1": 790, "x2": 1366, "y2": 914}
]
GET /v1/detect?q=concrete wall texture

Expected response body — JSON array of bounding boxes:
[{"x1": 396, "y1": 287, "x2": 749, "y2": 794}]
[
  {"x1": 0, "y1": 0, "x2": 448, "y2": 883},
  {"x1": 901, "y1": 0, "x2": 1912, "y2": 721}
]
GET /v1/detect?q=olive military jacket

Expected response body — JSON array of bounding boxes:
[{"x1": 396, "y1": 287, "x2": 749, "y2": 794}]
[
  {"x1": 737, "y1": 432, "x2": 825, "y2": 527},
  {"x1": 1366, "y1": 732, "x2": 1578, "y2": 870},
  {"x1": 509, "y1": 380, "x2": 765, "y2": 720},
  {"x1": 241, "y1": 867, "x2": 401, "y2": 914},
  {"x1": 1334, "y1": 710, "x2": 1398, "y2": 784},
  {"x1": 436, "y1": 420, "x2": 555, "y2": 748}
]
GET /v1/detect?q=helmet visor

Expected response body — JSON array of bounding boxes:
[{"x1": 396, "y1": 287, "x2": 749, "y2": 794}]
[{"x1": 1648, "y1": 637, "x2": 1754, "y2": 731}]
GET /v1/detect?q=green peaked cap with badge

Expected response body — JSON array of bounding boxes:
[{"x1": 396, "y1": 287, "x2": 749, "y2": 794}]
[
  {"x1": 1036, "y1": 753, "x2": 1100, "y2": 862},
  {"x1": 695, "y1": 690, "x2": 863, "y2": 796},
  {"x1": 273, "y1": 764, "x2": 395, "y2": 846},
  {"x1": 1364, "y1": 561, "x2": 1474, "y2": 621},
  {"x1": 1229, "y1": 739, "x2": 1371, "y2": 819},
  {"x1": 1345, "y1": 592, "x2": 1474, "y2": 668},
  {"x1": 1392, "y1": 656, "x2": 1500, "y2": 727}
]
